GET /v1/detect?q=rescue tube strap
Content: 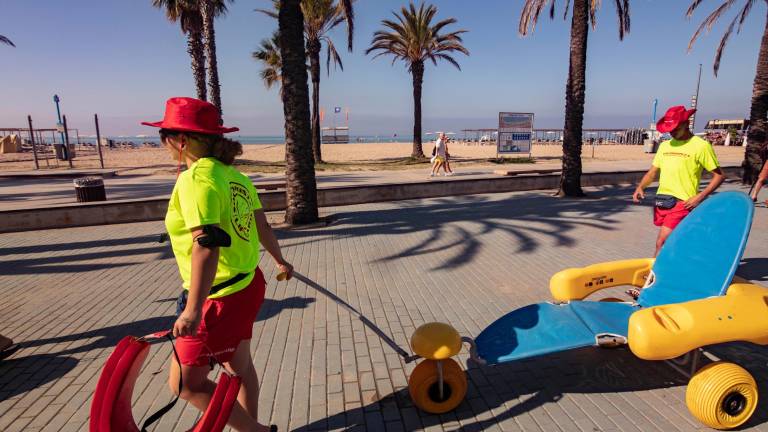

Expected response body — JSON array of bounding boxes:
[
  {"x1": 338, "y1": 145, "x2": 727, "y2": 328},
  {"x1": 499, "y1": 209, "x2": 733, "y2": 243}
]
[{"x1": 140, "y1": 332, "x2": 182, "y2": 432}]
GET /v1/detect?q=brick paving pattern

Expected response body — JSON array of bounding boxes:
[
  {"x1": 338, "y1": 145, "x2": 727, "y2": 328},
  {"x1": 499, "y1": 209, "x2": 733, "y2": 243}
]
[{"x1": 0, "y1": 182, "x2": 767, "y2": 431}]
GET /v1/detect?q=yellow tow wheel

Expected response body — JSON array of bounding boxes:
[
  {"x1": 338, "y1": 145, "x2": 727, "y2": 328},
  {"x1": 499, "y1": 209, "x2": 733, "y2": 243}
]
[
  {"x1": 408, "y1": 359, "x2": 467, "y2": 414},
  {"x1": 686, "y1": 361, "x2": 758, "y2": 430}
]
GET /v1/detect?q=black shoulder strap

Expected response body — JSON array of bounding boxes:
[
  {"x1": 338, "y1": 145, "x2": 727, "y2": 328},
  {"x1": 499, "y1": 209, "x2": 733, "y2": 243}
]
[{"x1": 140, "y1": 333, "x2": 182, "y2": 432}]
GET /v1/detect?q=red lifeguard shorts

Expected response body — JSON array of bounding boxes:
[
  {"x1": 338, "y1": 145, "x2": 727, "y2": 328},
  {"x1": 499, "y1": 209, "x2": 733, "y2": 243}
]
[
  {"x1": 176, "y1": 268, "x2": 266, "y2": 366},
  {"x1": 653, "y1": 201, "x2": 691, "y2": 229}
]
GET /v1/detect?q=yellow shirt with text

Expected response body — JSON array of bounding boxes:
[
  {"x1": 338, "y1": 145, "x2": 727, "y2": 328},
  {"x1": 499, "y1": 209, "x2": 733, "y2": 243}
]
[{"x1": 652, "y1": 136, "x2": 719, "y2": 201}]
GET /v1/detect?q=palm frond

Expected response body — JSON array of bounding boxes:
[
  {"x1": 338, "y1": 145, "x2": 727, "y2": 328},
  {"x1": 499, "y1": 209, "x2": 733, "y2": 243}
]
[
  {"x1": 433, "y1": 53, "x2": 462, "y2": 70},
  {"x1": 589, "y1": 0, "x2": 601, "y2": 30},
  {"x1": 256, "y1": 8, "x2": 279, "y2": 19},
  {"x1": 339, "y1": 0, "x2": 354, "y2": 51},
  {"x1": 686, "y1": 0, "x2": 709, "y2": 18},
  {"x1": 736, "y1": 0, "x2": 755, "y2": 33},
  {"x1": 324, "y1": 37, "x2": 344, "y2": 73},
  {"x1": 252, "y1": 30, "x2": 282, "y2": 90},
  {"x1": 688, "y1": 0, "x2": 738, "y2": 52},
  {"x1": 0, "y1": 35, "x2": 15, "y2": 47},
  {"x1": 367, "y1": 2, "x2": 468, "y2": 70},
  {"x1": 519, "y1": 0, "x2": 553, "y2": 36},
  {"x1": 714, "y1": 13, "x2": 739, "y2": 76},
  {"x1": 613, "y1": 0, "x2": 630, "y2": 40},
  {"x1": 563, "y1": 0, "x2": 571, "y2": 20}
]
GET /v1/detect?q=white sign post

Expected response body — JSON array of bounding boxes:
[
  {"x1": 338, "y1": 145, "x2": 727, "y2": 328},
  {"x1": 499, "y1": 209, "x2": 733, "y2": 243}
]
[{"x1": 497, "y1": 112, "x2": 534, "y2": 159}]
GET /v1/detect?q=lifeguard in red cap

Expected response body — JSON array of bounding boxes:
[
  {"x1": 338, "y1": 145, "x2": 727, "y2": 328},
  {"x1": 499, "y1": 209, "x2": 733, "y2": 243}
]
[
  {"x1": 633, "y1": 105, "x2": 725, "y2": 258},
  {"x1": 143, "y1": 97, "x2": 290, "y2": 432}
]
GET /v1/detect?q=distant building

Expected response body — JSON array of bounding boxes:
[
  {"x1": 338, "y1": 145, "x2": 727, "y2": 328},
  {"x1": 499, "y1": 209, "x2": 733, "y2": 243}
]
[
  {"x1": 704, "y1": 119, "x2": 749, "y2": 131},
  {"x1": 321, "y1": 126, "x2": 349, "y2": 144},
  {"x1": 703, "y1": 119, "x2": 749, "y2": 146}
]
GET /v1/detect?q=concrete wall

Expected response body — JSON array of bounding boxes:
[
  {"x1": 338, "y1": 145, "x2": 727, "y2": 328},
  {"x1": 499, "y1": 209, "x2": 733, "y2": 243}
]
[{"x1": 0, "y1": 166, "x2": 742, "y2": 233}]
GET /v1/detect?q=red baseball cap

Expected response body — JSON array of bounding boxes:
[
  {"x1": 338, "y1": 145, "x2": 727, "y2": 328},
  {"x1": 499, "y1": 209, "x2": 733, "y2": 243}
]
[
  {"x1": 142, "y1": 97, "x2": 239, "y2": 134},
  {"x1": 656, "y1": 105, "x2": 696, "y2": 133}
]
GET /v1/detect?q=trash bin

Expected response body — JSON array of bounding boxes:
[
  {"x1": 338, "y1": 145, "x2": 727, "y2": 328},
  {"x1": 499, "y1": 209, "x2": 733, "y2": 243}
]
[
  {"x1": 74, "y1": 177, "x2": 107, "y2": 202},
  {"x1": 54, "y1": 143, "x2": 76, "y2": 160},
  {"x1": 54, "y1": 144, "x2": 68, "y2": 160},
  {"x1": 643, "y1": 133, "x2": 657, "y2": 153}
]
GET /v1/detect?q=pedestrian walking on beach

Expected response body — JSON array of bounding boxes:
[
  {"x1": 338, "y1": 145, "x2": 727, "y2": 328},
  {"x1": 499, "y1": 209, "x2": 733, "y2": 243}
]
[
  {"x1": 143, "y1": 97, "x2": 291, "y2": 432},
  {"x1": 444, "y1": 136, "x2": 454, "y2": 175},
  {"x1": 749, "y1": 148, "x2": 768, "y2": 204},
  {"x1": 430, "y1": 132, "x2": 448, "y2": 177},
  {"x1": 632, "y1": 105, "x2": 725, "y2": 257}
]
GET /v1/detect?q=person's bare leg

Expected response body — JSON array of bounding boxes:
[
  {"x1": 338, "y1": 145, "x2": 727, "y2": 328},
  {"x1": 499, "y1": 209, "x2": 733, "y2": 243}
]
[
  {"x1": 655, "y1": 226, "x2": 674, "y2": 257},
  {"x1": 433, "y1": 160, "x2": 443, "y2": 176},
  {"x1": 751, "y1": 160, "x2": 768, "y2": 201},
  {"x1": 223, "y1": 340, "x2": 263, "y2": 422},
  {"x1": 168, "y1": 356, "x2": 268, "y2": 432},
  {"x1": 627, "y1": 226, "x2": 674, "y2": 299}
]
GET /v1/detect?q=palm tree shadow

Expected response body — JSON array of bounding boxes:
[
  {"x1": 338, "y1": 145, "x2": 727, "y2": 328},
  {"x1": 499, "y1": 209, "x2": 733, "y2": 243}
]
[
  {"x1": 298, "y1": 342, "x2": 768, "y2": 431},
  {"x1": 279, "y1": 185, "x2": 637, "y2": 271},
  {"x1": 736, "y1": 258, "x2": 768, "y2": 283}
]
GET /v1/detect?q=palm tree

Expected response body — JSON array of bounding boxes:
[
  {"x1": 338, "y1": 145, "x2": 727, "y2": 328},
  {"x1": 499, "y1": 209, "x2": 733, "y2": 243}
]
[
  {"x1": 367, "y1": 2, "x2": 469, "y2": 158},
  {"x1": 153, "y1": 0, "x2": 207, "y2": 100},
  {"x1": 259, "y1": 0, "x2": 354, "y2": 163},
  {"x1": 252, "y1": 31, "x2": 283, "y2": 96},
  {"x1": 0, "y1": 35, "x2": 14, "y2": 47},
  {"x1": 199, "y1": 0, "x2": 232, "y2": 115},
  {"x1": 520, "y1": 0, "x2": 630, "y2": 197},
  {"x1": 687, "y1": 0, "x2": 768, "y2": 184},
  {"x1": 279, "y1": 0, "x2": 319, "y2": 224}
]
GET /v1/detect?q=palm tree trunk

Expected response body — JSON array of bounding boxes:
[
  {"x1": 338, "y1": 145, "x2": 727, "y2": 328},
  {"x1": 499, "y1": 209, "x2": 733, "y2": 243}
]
[
  {"x1": 559, "y1": 0, "x2": 588, "y2": 197},
  {"x1": 187, "y1": 18, "x2": 207, "y2": 101},
  {"x1": 307, "y1": 39, "x2": 323, "y2": 163},
  {"x1": 200, "y1": 0, "x2": 222, "y2": 114},
  {"x1": 743, "y1": 7, "x2": 768, "y2": 184},
  {"x1": 279, "y1": 0, "x2": 319, "y2": 225},
  {"x1": 411, "y1": 60, "x2": 425, "y2": 158}
]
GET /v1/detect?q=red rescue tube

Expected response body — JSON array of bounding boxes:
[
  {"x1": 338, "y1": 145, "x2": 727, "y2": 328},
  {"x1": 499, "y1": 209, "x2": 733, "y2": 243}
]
[{"x1": 89, "y1": 335, "x2": 241, "y2": 432}]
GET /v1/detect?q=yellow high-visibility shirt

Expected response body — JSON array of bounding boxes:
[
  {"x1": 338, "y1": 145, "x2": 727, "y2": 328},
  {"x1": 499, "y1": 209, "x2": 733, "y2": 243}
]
[{"x1": 165, "y1": 157, "x2": 262, "y2": 298}]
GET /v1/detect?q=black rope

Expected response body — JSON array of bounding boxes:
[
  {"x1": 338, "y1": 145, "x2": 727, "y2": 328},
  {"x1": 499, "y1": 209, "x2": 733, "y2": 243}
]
[{"x1": 140, "y1": 333, "x2": 182, "y2": 432}]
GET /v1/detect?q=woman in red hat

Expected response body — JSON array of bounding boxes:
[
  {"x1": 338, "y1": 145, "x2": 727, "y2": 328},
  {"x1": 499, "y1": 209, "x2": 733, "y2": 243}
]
[{"x1": 144, "y1": 97, "x2": 290, "y2": 432}]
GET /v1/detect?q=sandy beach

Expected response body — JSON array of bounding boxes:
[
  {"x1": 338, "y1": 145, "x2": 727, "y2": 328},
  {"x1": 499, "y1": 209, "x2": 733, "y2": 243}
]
[{"x1": 0, "y1": 141, "x2": 748, "y2": 174}]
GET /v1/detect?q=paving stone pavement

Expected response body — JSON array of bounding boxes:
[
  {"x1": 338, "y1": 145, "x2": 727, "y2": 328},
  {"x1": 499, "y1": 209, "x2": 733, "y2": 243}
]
[{"x1": 1, "y1": 182, "x2": 767, "y2": 431}]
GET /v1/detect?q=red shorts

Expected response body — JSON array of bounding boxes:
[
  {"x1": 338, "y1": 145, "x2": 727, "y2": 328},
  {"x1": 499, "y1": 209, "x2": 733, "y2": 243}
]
[
  {"x1": 653, "y1": 201, "x2": 690, "y2": 229},
  {"x1": 176, "y1": 268, "x2": 266, "y2": 366}
]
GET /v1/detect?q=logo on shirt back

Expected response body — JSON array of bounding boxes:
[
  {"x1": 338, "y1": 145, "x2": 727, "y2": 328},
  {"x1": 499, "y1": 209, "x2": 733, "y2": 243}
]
[{"x1": 229, "y1": 182, "x2": 254, "y2": 241}]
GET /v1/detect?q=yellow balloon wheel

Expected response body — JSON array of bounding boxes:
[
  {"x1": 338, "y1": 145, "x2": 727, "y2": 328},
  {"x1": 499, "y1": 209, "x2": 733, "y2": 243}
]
[
  {"x1": 686, "y1": 361, "x2": 758, "y2": 430},
  {"x1": 408, "y1": 359, "x2": 467, "y2": 414}
]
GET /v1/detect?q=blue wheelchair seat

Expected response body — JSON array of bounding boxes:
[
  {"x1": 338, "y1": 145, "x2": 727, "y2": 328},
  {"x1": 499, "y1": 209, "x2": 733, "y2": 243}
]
[{"x1": 475, "y1": 191, "x2": 754, "y2": 366}]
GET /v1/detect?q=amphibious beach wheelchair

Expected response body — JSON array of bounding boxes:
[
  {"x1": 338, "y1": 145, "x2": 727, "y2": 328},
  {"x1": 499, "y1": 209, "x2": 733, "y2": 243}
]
[{"x1": 407, "y1": 191, "x2": 768, "y2": 430}]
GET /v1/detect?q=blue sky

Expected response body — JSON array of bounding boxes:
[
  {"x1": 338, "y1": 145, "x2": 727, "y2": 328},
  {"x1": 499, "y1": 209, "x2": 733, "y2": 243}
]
[{"x1": 0, "y1": 0, "x2": 765, "y2": 135}]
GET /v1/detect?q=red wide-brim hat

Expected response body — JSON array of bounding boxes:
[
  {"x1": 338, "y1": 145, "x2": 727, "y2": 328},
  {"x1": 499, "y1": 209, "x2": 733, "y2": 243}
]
[
  {"x1": 142, "y1": 97, "x2": 239, "y2": 134},
  {"x1": 656, "y1": 105, "x2": 696, "y2": 133}
]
